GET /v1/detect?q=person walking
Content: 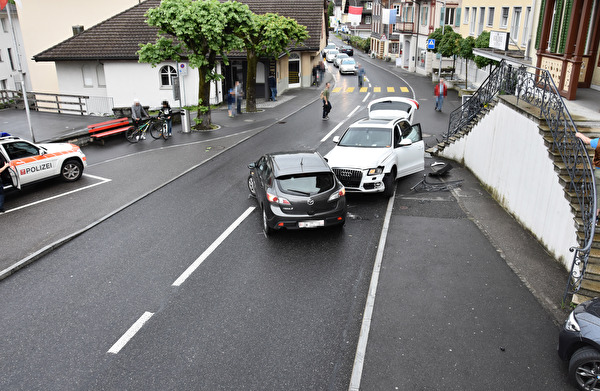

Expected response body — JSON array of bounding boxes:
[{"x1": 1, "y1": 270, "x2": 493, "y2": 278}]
[
  {"x1": 159, "y1": 100, "x2": 173, "y2": 137},
  {"x1": 235, "y1": 81, "x2": 243, "y2": 115},
  {"x1": 320, "y1": 82, "x2": 332, "y2": 120},
  {"x1": 227, "y1": 88, "x2": 236, "y2": 117},
  {"x1": 576, "y1": 131, "x2": 600, "y2": 223},
  {"x1": 268, "y1": 73, "x2": 277, "y2": 101},
  {"x1": 357, "y1": 64, "x2": 366, "y2": 88},
  {"x1": 131, "y1": 98, "x2": 149, "y2": 139},
  {"x1": 434, "y1": 78, "x2": 448, "y2": 112}
]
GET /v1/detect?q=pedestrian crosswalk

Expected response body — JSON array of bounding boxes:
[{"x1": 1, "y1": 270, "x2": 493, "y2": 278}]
[{"x1": 330, "y1": 86, "x2": 410, "y2": 93}]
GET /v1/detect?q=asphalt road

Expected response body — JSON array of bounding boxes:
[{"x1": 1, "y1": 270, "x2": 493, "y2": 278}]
[{"x1": 0, "y1": 39, "x2": 575, "y2": 390}]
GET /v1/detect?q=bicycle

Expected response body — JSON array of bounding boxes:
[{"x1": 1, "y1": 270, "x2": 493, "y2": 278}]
[
  {"x1": 151, "y1": 117, "x2": 170, "y2": 140},
  {"x1": 125, "y1": 117, "x2": 167, "y2": 143}
]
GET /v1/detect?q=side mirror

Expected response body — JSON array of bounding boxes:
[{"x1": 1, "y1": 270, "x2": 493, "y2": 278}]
[
  {"x1": 333, "y1": 136, "x2": 340, "y2": 143},
  {"x1": 399, "y1": 138, "x2": 412, "y2": 147},
  {"x1": 247, "y1": 162, "x2": 256, "y2": 169}
]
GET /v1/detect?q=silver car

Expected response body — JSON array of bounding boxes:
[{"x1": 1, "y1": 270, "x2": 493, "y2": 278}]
[{"x1": 339, "y1": 58, "x2": 357, "y2": 75}]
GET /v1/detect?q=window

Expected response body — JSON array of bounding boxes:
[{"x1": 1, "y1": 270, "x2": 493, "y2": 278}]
[
  {"x1": 0, "y1": 79, "x2": 7, "y2": 90},
  {"x1": 470, "y1": 7, "x2": 477, "y2": 35},
  {"x1": 444, "y1": 7, "x2": 455, "y2": 26},
  {"x1": 500, "y1": 7, "x2": 509, "y2": 28},
  {"x1": 81, "y1": 64, "x2": 94, "y2": 87},
  {"x1": 1, "y1": 17, "x2": 7, "y2": 33},
  {"x1": 521, "y1": 7, "x2": 531, "y2": 47},
  {"x1": 464, "y1": 7, "x2": 469, "y2": 24},
  {"x1": 160, "y1": 65, "x2": 177, "y2": 88},
  {"x1": 511, "y1": 7, "x2": 522, "y2": 41},
  {"x1": 487, "y1": 7, "x2": 495, "y2": 26},
  {"x1": 4, "y1": 141, "x2": 40, "y2": 160},
  {"x1": 365, "y1": 15, "x2": 371, "y2": 25},
  {"x1": 478, "y1": 8, "x2": 485, "y2": 35},
  {"x1": 0, "y1": 49, "x2": 3, "y2": 62},
  {"x1": 365, "y1": 2, "x2": 372, "y2": 10},
  {"x1": 7, "y1": 48, "x2": 14, "y2": 71},
  {"x1": 402, "y1": 5, "x2": 413, "y2": 22},
  {"x1": 421, "y1": 6, "x2": 428, "y2": 26},
  {"x1": 96, "y1": 64, "x2": 106, "y2": 87}
]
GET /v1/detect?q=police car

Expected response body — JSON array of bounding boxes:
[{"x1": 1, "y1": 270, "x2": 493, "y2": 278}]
[{"x1": 0, "y1": 135, "x2": 87, "y2": 190}]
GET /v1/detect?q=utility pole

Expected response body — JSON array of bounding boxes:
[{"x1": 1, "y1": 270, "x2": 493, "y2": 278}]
[{"x1": 437, "y1": 0, "x2": 446, "y2": 80}]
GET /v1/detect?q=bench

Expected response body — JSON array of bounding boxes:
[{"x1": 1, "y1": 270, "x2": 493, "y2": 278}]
[{"x1": 88, "y1": 117, "x2": 132, "y2": 139}]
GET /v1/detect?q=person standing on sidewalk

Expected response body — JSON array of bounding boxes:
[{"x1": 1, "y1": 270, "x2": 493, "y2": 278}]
[
  {"x1": 576, "y1": 132, "x2": 600, "y2": 223},
  {"x1": 227, "y1": 88, "x2": 236, "y2": 117},
  {"x1": 268, "y1": 73, "x2": 277, "y2": 101},
  {"x1": 235, "y1": 81, "x2": 243, "y2": 115},
  {"x1": 131, "y1": 98, "x2": 149, "y2": 139},
  {"x1": 434, "y1": 78, "x2": 447, "y2": 112},
  {"x1": 320, "y1": 82, "x2": 332, "y2": 120},
  {"x1": 357, "y1": 64, "x2": 366, "y2": 88},
  {"x1": 0, "y1": 158, "x2": 10, "y2": 213},
  {"x1": 159, "y1": 100, "x2": 173, "y2": 137}
]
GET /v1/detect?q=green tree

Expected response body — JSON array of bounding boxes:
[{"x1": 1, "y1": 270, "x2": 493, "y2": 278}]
[
  {"x1": 458, "y1": 36, "x2": 476, "y2": 89},
  {"x1": 428, "y1": 27, "x2": 462, "y2": 78},
  {"x1": 138, "y1": 0, "x2": 253, "y2": 130},
  {"x1": 237, "y1": 13, "x2": 308, "y2": 112},
  {"x1": 474, "y1": 31, "x2": 497, "y2": 69}
]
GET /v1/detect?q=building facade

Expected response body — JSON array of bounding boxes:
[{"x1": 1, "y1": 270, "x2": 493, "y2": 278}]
[{"x1": 0, "y1": 4, "x2": 30, "y2": 92}]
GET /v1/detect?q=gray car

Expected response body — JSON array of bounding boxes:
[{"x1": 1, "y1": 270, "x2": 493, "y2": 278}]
[{"x1": 247, "y1": 151, "x2": 347, "y2": 236}]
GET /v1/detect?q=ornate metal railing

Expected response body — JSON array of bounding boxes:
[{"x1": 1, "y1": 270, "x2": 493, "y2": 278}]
[{"x1": 445, "y1": 60, "x2": 596, "y2": 304}]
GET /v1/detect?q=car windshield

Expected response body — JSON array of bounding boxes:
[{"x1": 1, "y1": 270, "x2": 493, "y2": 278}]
[
  {"x1": 329, "y1": 50, "x2": 339, "y2": 56},
  {"x1": 338, "y1": 127, "x2": 391, "y2": 147},
  {"x1": 277, "y1": 172, "x2": 335, "y2": 195},
  {"x1": 341, "y1": 59, "x2": 355, "y2": 65},
  {"x1": 370, "y1": 101, "x2": 412, "y2": 114},
  {"x1": 337, "y1": 54, "x2": 348, "y2": 60}
]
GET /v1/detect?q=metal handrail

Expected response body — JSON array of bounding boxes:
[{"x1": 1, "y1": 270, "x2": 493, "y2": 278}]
[{"x1": 444, "y1": 60, "x2": 596, "y2": 304}]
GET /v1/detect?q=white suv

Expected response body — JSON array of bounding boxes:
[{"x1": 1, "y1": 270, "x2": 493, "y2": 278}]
[
  {"x1": 0, "y1": 136, "x2": 87, "y2": 189},
  {"x1": 324, "y1": 118, "x2": 424, "y2": 197}
]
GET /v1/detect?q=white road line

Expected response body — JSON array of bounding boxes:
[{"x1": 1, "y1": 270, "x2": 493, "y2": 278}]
[
  {"x1": 320, "y1": 122, "x2": 344, "y2": 143},
  {"x1": 4, "y1": 174, "x2": 111, "y2": 214},
  {"x1": 362, "y1": 92, "x2": 371, "y2": 103},
  {"x1": 172, "y1": 206, "x2": 256, "y2": 287},
  {"x1": 347, "y1": 105, "x2": 360, "y2": 118},
  {"x1": 107, "y1": 311, "x2": 154, "y2": 354},
  {"x1": 348, "y1": 188, "x2": 396, "y2": 391}
]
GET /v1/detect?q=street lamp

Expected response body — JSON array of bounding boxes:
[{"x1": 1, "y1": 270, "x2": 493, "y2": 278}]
[{"x1": 437, "y1": 0, "x2": 445, "y2": 80}]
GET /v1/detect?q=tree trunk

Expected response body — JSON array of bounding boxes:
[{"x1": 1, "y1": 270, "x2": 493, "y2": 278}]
[
  {"x1": 195, "y1": 66, "x2": 212, "y2": 130},
  {"x1": 245, "y1": 49, "x2": 258, "y2": 112}
]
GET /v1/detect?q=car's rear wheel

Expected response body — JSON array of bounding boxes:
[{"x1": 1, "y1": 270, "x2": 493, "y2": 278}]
[
  {"x1": 262, "y1": 207, "x2": 274, "y2": 237},
  {"x1": 569, "y1": 346, "x2": 600, "y2": 390},
  {"x1": 247, "y1": 175, "x2": 257, "y2": 197},
  {"x1": 383, "y1": 168, "x2": 396, "y2": 198},
  {"x1": 61, "y1": 160, "x2": 83, "y2": 182}
]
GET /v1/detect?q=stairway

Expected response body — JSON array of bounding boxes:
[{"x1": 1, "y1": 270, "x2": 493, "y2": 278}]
[{"x1": 426, "y1": 96, "x2": 600, "y2": 305}]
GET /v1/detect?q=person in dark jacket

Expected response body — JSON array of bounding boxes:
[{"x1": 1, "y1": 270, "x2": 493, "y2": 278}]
[
  {"x1": 159, "y1": 100, "x2": 173, "y2": 137},
  {"x1": 268, "y1": 73, "x2": 277, "y2": 101}
]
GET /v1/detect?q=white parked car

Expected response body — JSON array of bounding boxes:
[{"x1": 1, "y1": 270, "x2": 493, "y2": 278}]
[
  {"x1": 324, "y1": 118, "x2": 424, "y2": 197},
  {"x1": 334, "y1": 53, "x2": 349, "y2": 68},
  {"x1": 326, "y1": 49, "x2": 339, "y2": 63},
  {"x1": 0, "y1": 135, "x2": 87, "y2": 190},
  {"x1": 367, "y1": 97, "x2": 420, "y2": 123},
  {"x1": 339, "y1": 58, "x2": 357, "y2": 75}
]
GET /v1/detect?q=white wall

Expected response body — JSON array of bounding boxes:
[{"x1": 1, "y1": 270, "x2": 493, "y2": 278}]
[{"x1": 440, "y1": 101, "x2": 579, "y2": 268}]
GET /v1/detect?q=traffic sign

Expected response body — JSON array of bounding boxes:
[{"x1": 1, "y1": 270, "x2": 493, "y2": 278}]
[{"x1": 427, "y1": 39, "x2": 435, "y2": 49}]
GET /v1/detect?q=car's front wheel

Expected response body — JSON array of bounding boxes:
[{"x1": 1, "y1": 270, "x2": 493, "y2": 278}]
[
  {"x1": 61, "y1": 160, "x2": 83, "y2": 182},
  {"x1": 383, "y1": 169, "x2": 396, "y2": 198},
  {"x1": 569, "y1": 346, "x2": 600, "y2": 390},
  {"x1": 247, "y1": 175, "x2": 257, "y2": 197}
]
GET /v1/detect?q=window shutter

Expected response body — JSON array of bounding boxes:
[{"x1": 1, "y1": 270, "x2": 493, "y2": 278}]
[{"x1": 455, "y1": 8, "x2": 461, "y2": 26}]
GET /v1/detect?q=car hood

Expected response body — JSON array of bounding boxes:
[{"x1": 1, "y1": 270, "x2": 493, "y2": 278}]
[
  {"x1": 325, "y1": 146, "x2": 392, "y2": 169},
  {"x1": 39, "y1": 143, "x2": 80, "y2": 153}
]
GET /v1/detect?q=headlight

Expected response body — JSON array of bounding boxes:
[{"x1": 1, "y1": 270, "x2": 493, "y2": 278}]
[
  {"x1": 367, "y1": 167, "x2": 384, "y2": 176},
  {"x1": 565, "y1": 311, "x2": 580, "y2": 332},
  {"x1": 328, "y1": 187, "x2": 346, "y2": 202}
]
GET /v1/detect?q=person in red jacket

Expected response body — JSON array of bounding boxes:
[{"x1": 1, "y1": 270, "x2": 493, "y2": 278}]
[{"x1": 434, "y1": 78, "x2": 447, "y2": 112}]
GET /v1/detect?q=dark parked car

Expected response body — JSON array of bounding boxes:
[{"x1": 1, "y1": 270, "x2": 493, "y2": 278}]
[
  {"x1": 339, "y1": 45, "x2": 354, "y2": 56},
  {"x1": 558, "y1": 297, "x2": 600, "y2": 390},
  {"x1": 247, "y1": 151, "x2": 346, "y2": 236}
]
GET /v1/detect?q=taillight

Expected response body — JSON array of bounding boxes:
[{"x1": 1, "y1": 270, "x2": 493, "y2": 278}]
[
  {"x1": 328, "y1": 187, "x2": 346, "y2": 202},
  {"x1": 267, "y1": 192, "x2": 290, "y2": 205}
]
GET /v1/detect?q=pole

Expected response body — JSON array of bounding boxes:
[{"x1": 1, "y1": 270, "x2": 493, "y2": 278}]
[{"x1": 438, "y1": 1, "x2": 445, "y2": 80}]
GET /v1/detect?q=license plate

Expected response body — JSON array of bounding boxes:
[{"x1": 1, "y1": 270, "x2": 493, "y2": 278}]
[{"x1": 298, "y1": 220, "x2": 324, "y2": 228}]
